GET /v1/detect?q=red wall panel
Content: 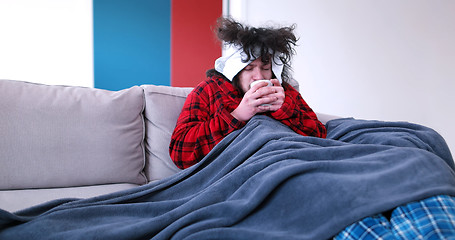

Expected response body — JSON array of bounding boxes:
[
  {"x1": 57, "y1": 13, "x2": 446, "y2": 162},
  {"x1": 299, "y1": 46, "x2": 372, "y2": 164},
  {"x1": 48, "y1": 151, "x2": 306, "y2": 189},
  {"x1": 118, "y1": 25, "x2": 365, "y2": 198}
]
[{"x1": 171, "y1": 0, "x2": 222, "y2": 87}]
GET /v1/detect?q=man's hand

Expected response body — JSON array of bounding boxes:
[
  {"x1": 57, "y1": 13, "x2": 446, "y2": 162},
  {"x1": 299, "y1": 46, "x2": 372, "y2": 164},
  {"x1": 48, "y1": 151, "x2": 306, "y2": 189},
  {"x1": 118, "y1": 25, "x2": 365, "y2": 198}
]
[{"x1": 231, "y1": 79, "x2": 284, "y2": 122}]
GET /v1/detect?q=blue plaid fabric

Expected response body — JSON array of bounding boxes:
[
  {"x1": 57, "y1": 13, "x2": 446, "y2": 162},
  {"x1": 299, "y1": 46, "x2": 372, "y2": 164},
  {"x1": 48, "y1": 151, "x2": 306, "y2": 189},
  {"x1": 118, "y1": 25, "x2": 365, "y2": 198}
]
[{"x1": 334, "y1": 195, "x2": 455, "y2": 240}]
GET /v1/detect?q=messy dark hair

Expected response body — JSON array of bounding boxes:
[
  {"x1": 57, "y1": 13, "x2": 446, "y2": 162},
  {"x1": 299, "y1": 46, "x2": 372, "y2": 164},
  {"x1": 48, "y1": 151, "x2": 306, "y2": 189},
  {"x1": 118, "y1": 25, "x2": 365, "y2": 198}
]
[{"x1": 207, "y1": 17, "x2": 298, "y2": 84}]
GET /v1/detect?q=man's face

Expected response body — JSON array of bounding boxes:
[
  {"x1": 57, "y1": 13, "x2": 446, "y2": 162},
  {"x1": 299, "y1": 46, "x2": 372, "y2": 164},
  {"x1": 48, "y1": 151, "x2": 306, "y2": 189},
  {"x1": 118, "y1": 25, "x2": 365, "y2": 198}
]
[{"x1": 237, "y1": 58, "x2": 273, "y2": 93}]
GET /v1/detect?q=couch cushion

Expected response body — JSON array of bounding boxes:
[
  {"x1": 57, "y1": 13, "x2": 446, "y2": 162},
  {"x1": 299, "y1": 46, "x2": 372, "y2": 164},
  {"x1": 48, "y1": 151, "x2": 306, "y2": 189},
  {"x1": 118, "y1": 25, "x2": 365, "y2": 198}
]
[
  {"x1": 0, "y1": 80, "x2": 147, "y2": 189},
  {"x1": 141, "y1": 85, "x2": 192, "y2": 181}
]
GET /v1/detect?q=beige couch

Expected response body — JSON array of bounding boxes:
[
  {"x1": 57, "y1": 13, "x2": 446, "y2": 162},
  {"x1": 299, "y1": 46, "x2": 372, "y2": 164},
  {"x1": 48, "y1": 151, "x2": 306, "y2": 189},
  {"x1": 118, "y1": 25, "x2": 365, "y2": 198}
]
[{"x1": 0, "y1": 79, "x2": 339, "y2": 212}]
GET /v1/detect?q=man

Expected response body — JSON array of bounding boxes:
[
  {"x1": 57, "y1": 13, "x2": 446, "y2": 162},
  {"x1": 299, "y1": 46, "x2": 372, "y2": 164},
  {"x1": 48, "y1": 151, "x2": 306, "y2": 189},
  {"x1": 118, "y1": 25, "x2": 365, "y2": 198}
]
[{"x1": 169, "y1": 18, "x2": 326, "y2": 169}]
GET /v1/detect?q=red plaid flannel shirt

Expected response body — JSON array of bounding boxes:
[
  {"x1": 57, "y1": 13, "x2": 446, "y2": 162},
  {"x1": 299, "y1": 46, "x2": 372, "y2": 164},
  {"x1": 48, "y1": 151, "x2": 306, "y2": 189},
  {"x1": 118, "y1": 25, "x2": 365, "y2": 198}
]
[{"x1": 169, "y1": 74, "x2": 327, "y2": 169}]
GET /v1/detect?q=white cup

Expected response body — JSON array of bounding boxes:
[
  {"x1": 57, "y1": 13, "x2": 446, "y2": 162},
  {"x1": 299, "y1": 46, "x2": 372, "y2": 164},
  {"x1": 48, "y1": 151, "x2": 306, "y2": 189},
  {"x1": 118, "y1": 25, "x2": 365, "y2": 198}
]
[
  {"x1": 250, "y1": 80, "x2": 273, "y2": 106},
  {"x1": 250, "y1": 79, "x2": 272, "y2": 89}
]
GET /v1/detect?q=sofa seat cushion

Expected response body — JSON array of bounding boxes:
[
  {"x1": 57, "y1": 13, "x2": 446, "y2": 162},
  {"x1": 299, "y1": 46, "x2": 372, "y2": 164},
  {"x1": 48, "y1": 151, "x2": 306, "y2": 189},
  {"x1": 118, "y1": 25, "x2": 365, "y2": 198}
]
[
  {"x1": 0, "y1": 80, "x2": 147, "y2": 190},
  {"x1": 0, "y1": 183, "x2": 140, "y2": 213}
]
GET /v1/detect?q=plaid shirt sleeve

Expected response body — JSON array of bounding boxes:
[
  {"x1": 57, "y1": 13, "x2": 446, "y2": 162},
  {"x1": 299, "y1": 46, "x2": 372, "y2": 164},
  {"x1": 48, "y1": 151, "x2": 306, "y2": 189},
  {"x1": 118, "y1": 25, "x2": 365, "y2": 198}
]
[
  {"x1": 169, "y1": 77, "x2": 246, "y2": 169},
  {"x1": 267, "y1": 82, "x2": 327, "y2": 139},
  {"x1": 169, "y1": 77, "x2": 327, "y2": 169}
]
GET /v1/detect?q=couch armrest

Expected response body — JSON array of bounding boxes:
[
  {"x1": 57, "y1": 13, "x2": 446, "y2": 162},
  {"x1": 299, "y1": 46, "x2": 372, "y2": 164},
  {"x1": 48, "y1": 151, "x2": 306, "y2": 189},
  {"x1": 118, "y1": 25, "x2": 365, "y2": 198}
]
[{"x1": 316, "y1": 112, "x2": 342, "y2": 125}]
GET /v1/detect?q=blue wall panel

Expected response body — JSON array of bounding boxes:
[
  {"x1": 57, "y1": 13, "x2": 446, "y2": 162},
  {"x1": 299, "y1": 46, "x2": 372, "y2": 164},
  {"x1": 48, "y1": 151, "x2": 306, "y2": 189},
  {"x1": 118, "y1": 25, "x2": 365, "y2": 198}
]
[{"x1": 93, "y1": 0, "x2": 170, "y2": 90}]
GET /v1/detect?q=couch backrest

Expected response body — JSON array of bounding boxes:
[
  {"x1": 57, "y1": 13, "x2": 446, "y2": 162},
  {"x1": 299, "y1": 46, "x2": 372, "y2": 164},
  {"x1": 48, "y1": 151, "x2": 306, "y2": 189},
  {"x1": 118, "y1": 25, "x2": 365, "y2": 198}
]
[
  {"x1": 0, "y1": 79, "x2": 306, "y2": 189},
  {"x1": 141, "y1": 85, "x2": 192, "y2": 181},
  {"x1": 0, "y1": 80, "x2": 147, "y2": 190}
]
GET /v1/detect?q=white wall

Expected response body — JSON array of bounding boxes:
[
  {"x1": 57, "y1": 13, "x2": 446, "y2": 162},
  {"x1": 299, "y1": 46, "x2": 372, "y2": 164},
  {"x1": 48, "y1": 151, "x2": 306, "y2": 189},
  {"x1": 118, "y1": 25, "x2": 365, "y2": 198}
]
[
  {"x1": 0, "y1": 0, "x2": 93, "y2": 87},
  {"x1": 228, "y1": 0, "x2": 455, "y2": 155}
]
